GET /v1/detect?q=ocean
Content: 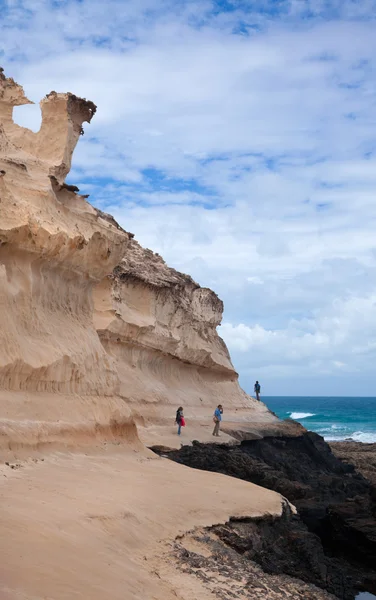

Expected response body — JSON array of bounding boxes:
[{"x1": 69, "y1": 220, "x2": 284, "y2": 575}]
[{"x1": 264, "y1": 396, "x2": 376, "y2": 443}]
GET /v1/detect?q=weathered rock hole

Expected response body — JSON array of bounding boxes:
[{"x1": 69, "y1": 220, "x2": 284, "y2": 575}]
[{"x1": 13, "y1": 104, "x2": 42, "y2": 133}]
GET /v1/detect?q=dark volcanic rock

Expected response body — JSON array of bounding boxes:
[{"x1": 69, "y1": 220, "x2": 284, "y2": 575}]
[
  {"x1": 211, "y1": 506, "x2": 354, "y2": 600},
  {"x1": 330, "y1": 441, "x2": 376, "y2": 486},
  {"x1": 154, "y1": 432, "x2": 376, "y2": 598},
  {"x1": 173, "y1": 519, "x2": 339, "y2": 600}
]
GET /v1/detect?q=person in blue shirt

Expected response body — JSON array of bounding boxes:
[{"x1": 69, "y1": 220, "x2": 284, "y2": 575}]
[
  {"x1": 213, "y1": 404, "x2": 223, "y2": 437},
  {"x1": 254, "y1": 381, "x2": 261, "y2": 401}
]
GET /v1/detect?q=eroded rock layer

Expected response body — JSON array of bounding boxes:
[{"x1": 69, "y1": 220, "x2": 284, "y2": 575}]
[
  {"x1": 0, "y1": 69, "x2": 273, "y2": 447},
  {"x1": 0, "y1": 70, "x2": 128, "y2": 398},
  {"x1": 93, "y1": 237, "x2": 261, "y2": 425}
]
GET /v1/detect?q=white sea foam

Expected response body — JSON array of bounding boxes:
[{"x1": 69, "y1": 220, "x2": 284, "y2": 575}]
[
  {"x1": 319, "y1": 425, "x2": 345, "y2": 433},
  {"x1": 351, "y1": 431, "x2": 376, "y2": 443},
  {"x1": 289, "y1": 412, "x2": 315, "y2": 420},
  {"x1": 323, "y1": 431, "x2": 376, "y2": 443}
]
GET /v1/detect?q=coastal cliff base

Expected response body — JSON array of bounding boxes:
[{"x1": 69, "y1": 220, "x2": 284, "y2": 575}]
[{"x1": 154, "y1": 432, "x2": 376, "y2": 599}]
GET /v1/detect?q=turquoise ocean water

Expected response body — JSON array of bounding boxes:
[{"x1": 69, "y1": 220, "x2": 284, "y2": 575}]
[{"x1": 264, "y1": 396, "x2": 376, "y2": 443}]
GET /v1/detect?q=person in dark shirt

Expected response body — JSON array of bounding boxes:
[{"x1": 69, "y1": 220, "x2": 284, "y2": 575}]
[
  {"x1": 175, "y1": 407, "x2": 184, "y2": 435},
  {"x1": 254, "y1": 381, "x2": 261, "y2": 401}
]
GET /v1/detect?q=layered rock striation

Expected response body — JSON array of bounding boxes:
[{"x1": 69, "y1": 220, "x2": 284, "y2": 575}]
[
  {"x1": 93, "y1": 236, "x2": 259, "y2": 426},
  {"x1": 0, "y1": 69, "x2": 272, "y2": 447},
  {"x1": 0, "y1": 69, "x2": 127, "y2": 398},
  {"x1": 1, "y1": 70, "x2": 375, "y2": 600}
]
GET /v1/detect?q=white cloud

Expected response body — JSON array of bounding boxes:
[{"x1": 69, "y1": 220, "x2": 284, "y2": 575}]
[
  {"x1": 2, "y1": 0, "x2": 376, "y2": 394},
  {"x1": 220, "y1": 293, "x2": 376, "y2": 388}
]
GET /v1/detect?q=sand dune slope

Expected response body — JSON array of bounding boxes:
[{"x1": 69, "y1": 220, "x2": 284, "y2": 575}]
[{"x1": 0, "y1": 447, "x2": 283, "y2": 600}]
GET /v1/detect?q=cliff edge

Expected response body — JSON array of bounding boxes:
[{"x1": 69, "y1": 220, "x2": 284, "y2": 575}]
[
  {"x1": 2, "y1": 70, "x2": 368, "y2": 600},
  {"x1": 0, "y1": 70, "x2": 298, "y2": 600},
  {"x1": 0, "y1": 69, "x2": 278, "y2": 450}
]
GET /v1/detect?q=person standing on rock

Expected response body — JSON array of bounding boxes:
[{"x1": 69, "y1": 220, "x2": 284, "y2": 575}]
[
  {"x1": 213, "y1": 405, "x2": 223, "y2": 437},
  {"x1": 176, "y1": 407, "x2": 185, "y2": 436},
  {"x1": 254, "y1": 381, "x2": 261, "y2": 401}
]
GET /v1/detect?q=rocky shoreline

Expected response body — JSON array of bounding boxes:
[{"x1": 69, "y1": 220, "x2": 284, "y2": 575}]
[
  {"x1": 330, "y1": 441, "x2": 376, "y2": 486},
  {"x1": 169, "y1": 517, "x2": 338, "y2": 600},
  {"x1": 153, "y1": 433, "x2": 376, "y2": 599}
]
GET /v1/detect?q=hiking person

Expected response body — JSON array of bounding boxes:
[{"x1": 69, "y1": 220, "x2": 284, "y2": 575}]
[
  {"x1": 254, "y1": 380, "x2": 261, "y2": 401},
  {"x1": 175, "y1": 406, "x2": 184, "y2": 436},
  {"x1": 212, "y1": 404, "x2": 223, "y2": 437}
]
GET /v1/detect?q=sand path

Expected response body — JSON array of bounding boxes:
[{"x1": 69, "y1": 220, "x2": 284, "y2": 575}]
[{"x1": 0, "y1": 444, "x2": 283, "y2": 600}]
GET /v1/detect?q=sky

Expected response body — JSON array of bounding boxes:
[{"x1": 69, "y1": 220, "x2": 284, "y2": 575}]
[{"x1": 1, "y1": 0, "x2": 376, "y2": 396}]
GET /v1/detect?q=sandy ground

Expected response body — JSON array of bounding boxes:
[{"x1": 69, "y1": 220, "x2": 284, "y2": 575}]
[
  {"x1": 0, "y1": 389, "x2": 301, "y2": 453},
  {"x1": 138, "y1": 421, "x2": 239, "y2": 449},
  {"x1": 139, "y1": 417, "x2": 304, "y2": 450},
  {"x1": 0, "y1": 442, "x2": 284, "y2": 600}
]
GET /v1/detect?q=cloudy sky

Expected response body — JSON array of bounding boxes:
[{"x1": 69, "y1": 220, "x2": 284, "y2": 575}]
[{"x1": 2, "y1": 0, "x2": 376, "y2": 396}]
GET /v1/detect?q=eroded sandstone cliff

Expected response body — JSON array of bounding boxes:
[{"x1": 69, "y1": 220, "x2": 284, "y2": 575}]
[
  {"x1": 93, "y1": 237, "x2": 262, "y2": 430},
  {"x1": 0, "y1": 68, "x2": 274, "y2": 448},
  {"x1": 1, "y1": 70, "x2": 375, "y2": 600},
  {"x1": 0, "y1": 69, "x2": 126, "y2": 396}
]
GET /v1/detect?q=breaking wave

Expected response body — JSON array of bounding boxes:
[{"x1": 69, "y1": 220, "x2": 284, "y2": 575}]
[
  {"x1": 323, "y1": 431, "x2": 376, "y2": 443},
  {"x1": 289, "y1": 412, "x2": 316, "y2": 420},
  {"x1": 350, "y1": 431, "x2": 376, "y2": 444}
]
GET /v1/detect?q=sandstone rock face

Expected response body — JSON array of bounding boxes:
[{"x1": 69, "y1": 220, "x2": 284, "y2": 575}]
[
  {"x1": 0, "y1": 69, "x2": 128, "y2": 400},
  {"x1": 93, "y1": 237, "x2": 256, "y2": 425},
  {"x1": 0, "y1": 69, "x2": 272, "y2": 446}
]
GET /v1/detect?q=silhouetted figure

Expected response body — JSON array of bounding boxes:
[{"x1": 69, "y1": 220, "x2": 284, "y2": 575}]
[{"x1": 254, "y1": 381, "x2": 261, "y2": 401}]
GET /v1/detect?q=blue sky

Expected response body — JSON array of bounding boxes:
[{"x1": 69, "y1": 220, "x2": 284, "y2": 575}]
[{"x1": 2, "y1": 0, "x2": 376, "y2": 396}]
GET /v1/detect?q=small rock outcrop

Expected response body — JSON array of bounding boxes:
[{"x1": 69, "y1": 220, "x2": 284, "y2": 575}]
[
  {"x1": 160, "y1": 434, "x2": 376, "y2": 598},
  {"x1": 330, "y1": 441, "x2": 376, "y2": 485}
]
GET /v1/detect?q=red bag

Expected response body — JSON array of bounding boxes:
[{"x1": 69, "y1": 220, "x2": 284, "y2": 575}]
[{"x1": 180, "y1": 417, "x2": 186, "y2": 427}]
